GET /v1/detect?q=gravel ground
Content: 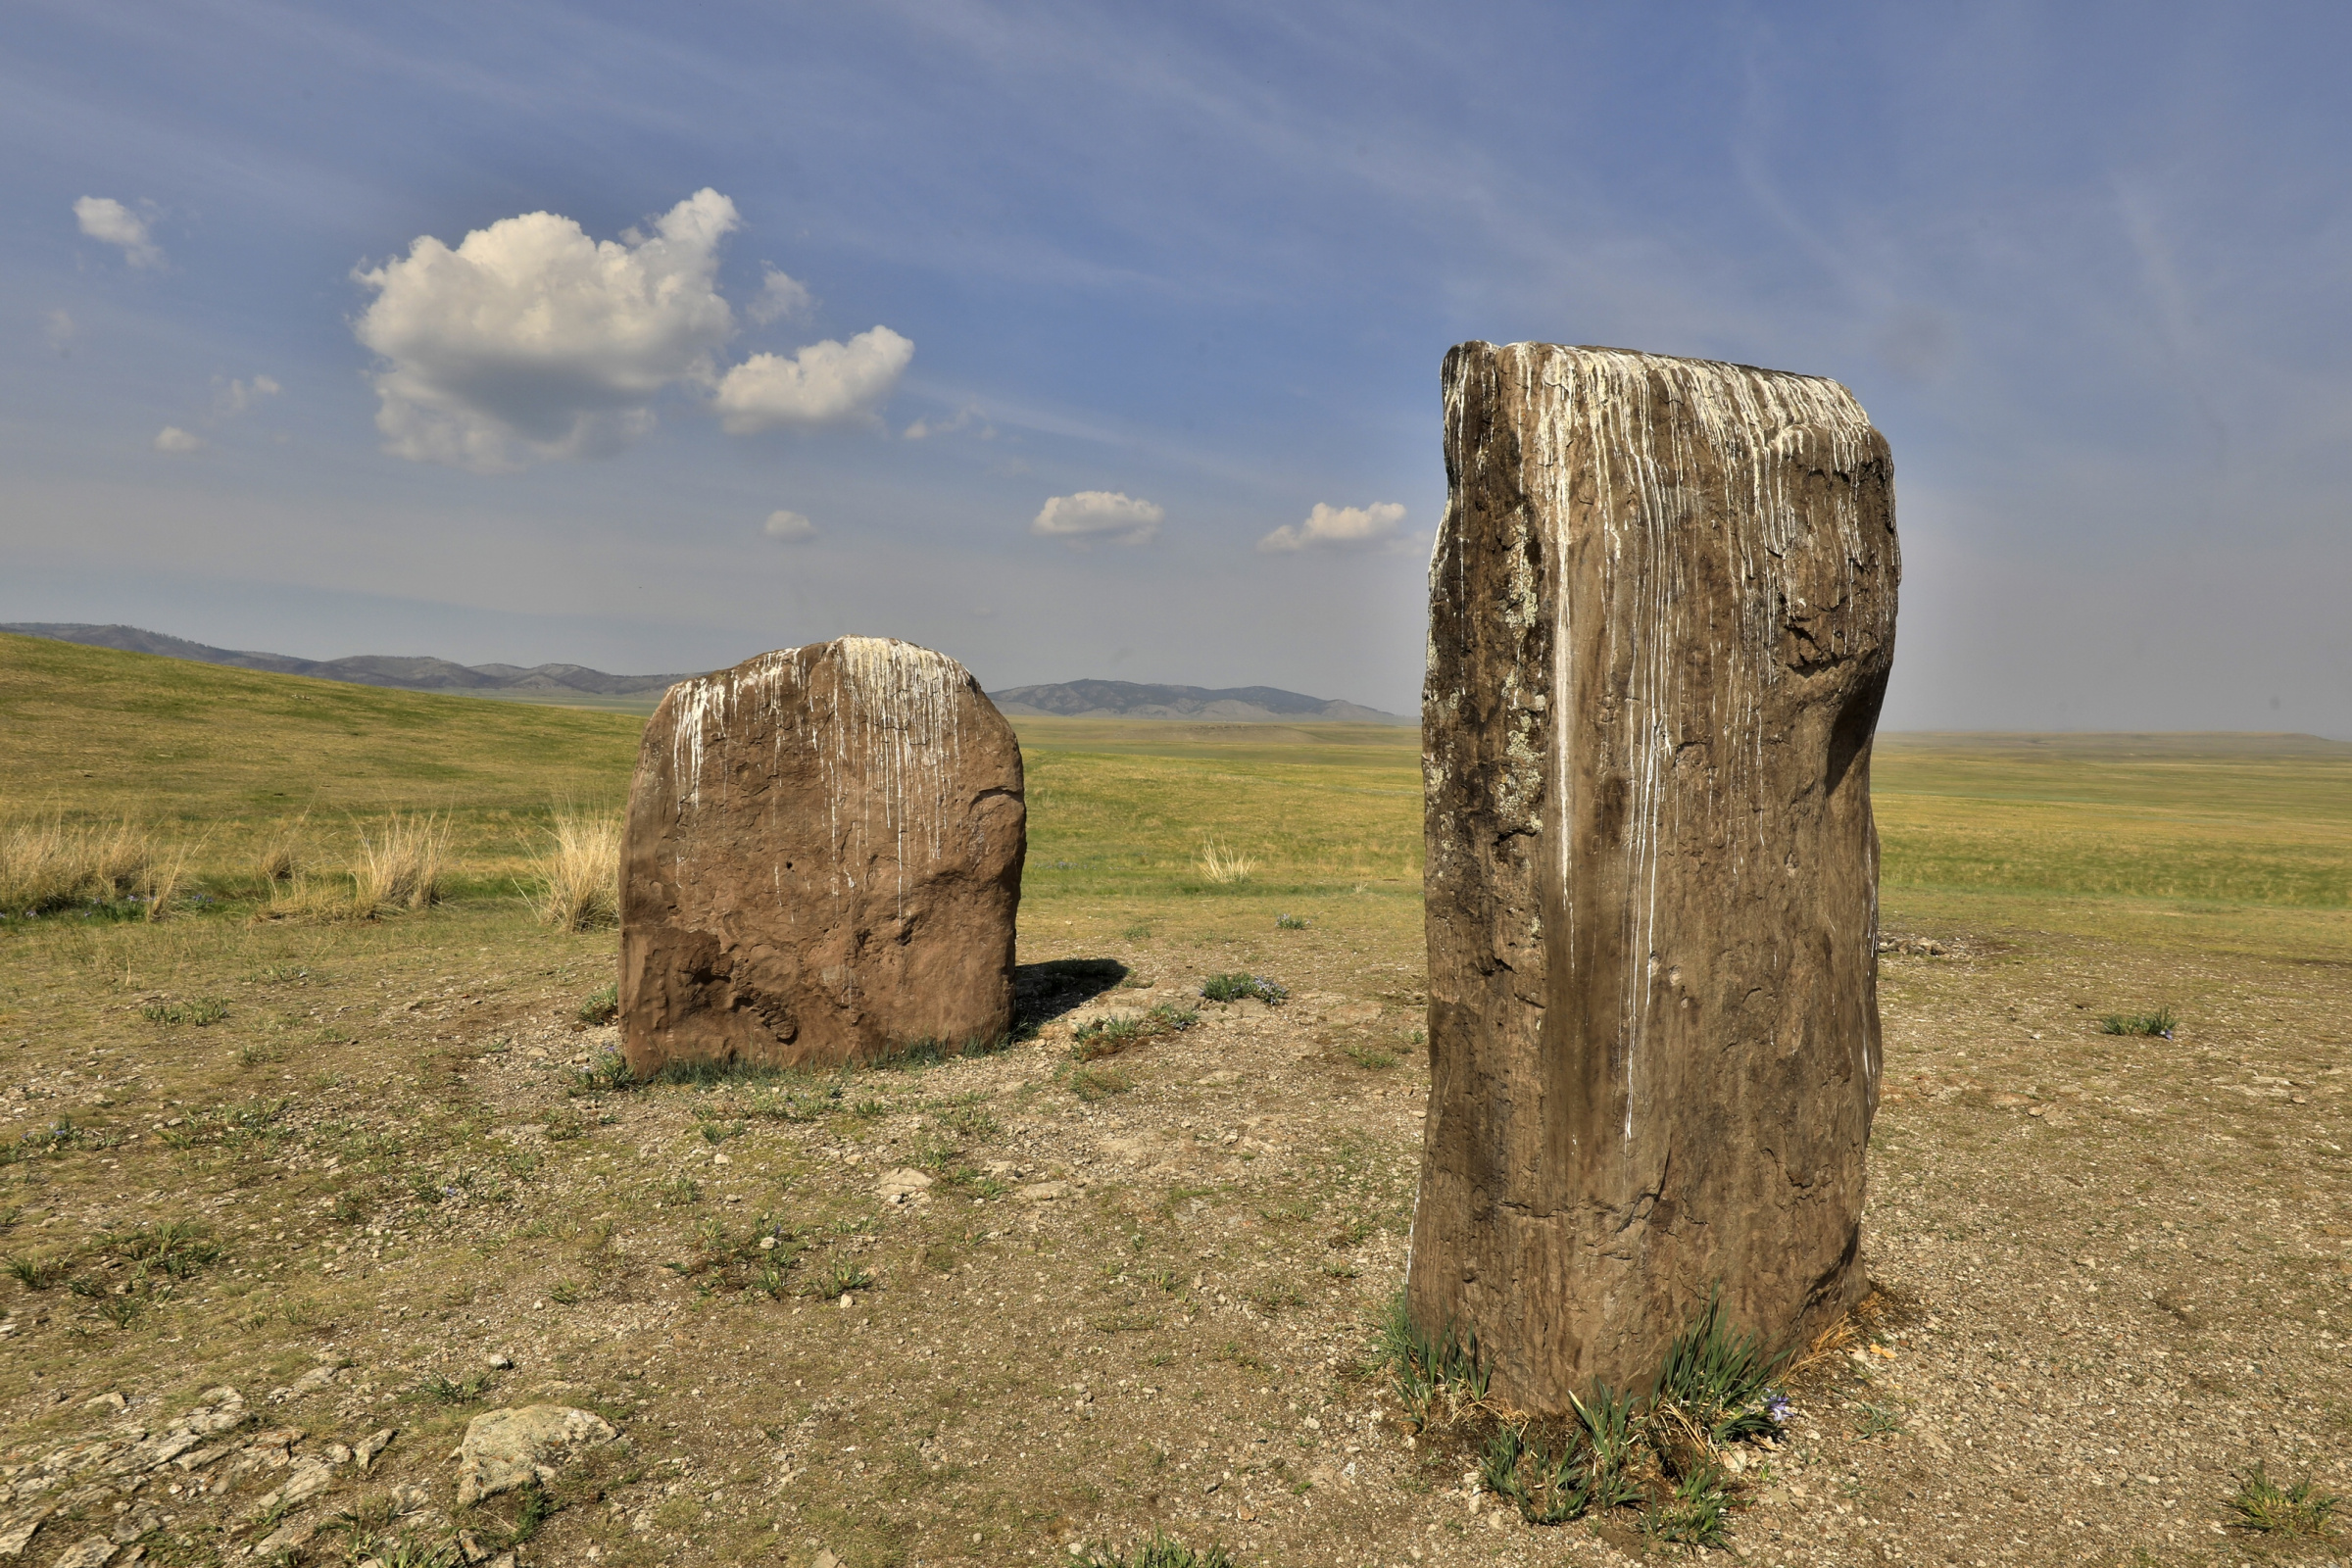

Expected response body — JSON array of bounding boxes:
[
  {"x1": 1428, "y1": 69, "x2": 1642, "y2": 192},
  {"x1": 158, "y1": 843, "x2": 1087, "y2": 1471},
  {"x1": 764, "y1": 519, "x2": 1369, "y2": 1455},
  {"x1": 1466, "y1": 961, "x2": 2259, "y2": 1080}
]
[{"x1": 1, "y1": 912, "x2": 2346, "y2": 1566}]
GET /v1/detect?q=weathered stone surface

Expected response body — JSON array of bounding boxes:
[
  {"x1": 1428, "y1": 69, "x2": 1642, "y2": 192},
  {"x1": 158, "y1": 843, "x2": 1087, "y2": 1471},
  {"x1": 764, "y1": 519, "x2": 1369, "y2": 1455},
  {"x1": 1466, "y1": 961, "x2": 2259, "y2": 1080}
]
[
  {"x1": 0, "y1": 1501, "x2": 53, "y2": 1559},
  {"x1": 1410, "y1": 342, "x2": 1898, "y2": 1408},
  {"x1": 874, "y1": 1167, "x2": 933, "y2": 1203},
  {"x1": 455, "y1": 1405, "x2": 617, "y2": 1506},
  {"x1": 355, "y1": 1428, "x2": 396, "y2": 1471},
  {"x1": 250, "y1": 1515, "x2": 318, "y2": 1557},
  {"x1": 621, "y1": 637, "x2": 1026, "y2": 1073},
  {"x1": 101, "y1": 1388, "x2": 244, "y2": 1479}
]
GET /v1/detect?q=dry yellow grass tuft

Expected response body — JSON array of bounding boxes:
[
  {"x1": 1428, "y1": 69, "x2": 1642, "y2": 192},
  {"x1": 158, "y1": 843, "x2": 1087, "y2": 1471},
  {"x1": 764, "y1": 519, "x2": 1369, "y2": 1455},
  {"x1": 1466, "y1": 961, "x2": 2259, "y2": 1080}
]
[
  {"x1": 258, "y1": 870, "x2": 366, "y2": 924},
  {"x1": 252, "y1": 812, "x2": 453, "y2": 923},
  {"x1": 356, "y1": 810, "x2": 451, "y2": 913},
  {"x1": 529, "y1": 807, "x2": 620, "y2": 931},
  {"x1": 0, "y1": 812, "x2": 180, "y2": 917},
  {"x1": 1196, "y1": 837, "x2": 1257, "y2": 885},
  {"x1": 256, "y1": 816, "x2": 306, "y2": 884}
]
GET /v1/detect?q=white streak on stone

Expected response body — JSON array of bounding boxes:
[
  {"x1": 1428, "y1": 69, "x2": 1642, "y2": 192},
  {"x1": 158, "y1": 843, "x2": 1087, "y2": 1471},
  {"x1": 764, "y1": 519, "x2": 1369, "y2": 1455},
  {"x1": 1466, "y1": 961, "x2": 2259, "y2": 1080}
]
[
  {"x1": 1486, "y1": 344, "x2": 1884, "y2": 1149},
  {"x1": 664, "y1": 637, "x2": 976, "y2": 918}
]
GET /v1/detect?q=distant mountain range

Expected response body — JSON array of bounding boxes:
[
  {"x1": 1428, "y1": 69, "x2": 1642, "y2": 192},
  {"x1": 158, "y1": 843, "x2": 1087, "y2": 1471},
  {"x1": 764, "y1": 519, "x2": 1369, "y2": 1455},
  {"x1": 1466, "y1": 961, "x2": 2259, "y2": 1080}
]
[
  {"x1": 0, "y1": 623, "x2": 693, "y2": 696},
  {"x1": 992, "y1": 678, "x2": 1409, "y2": 724},
  {"x1": 1, "y1": 624, "x2": 1413, "y2": 722}
]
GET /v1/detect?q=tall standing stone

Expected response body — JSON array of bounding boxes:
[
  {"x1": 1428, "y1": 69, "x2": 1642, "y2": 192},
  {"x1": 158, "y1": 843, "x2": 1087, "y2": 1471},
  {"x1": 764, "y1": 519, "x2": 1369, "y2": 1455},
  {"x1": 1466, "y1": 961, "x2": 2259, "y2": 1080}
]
[
  {"x1": 1410, "y1": 343, "x2": 1899, "y2": 1408},
  {"x1": 620, "y1": 637, "x2": 1024, "y2": 1074}
]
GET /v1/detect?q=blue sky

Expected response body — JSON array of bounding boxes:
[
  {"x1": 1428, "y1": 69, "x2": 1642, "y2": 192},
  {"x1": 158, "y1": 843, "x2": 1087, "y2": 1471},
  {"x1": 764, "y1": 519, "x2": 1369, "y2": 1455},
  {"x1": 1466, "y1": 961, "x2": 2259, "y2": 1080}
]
[{"x1": 4, "y1": 1, "x2": 2347, "y2": 730}]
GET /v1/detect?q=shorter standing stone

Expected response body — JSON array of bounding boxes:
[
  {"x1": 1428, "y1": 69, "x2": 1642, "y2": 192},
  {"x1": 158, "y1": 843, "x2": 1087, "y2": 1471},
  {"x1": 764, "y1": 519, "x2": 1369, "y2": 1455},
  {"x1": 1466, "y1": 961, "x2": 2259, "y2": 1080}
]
[{"x1": 620, "y1": 637, "x2": 1026, "y2": 1074}]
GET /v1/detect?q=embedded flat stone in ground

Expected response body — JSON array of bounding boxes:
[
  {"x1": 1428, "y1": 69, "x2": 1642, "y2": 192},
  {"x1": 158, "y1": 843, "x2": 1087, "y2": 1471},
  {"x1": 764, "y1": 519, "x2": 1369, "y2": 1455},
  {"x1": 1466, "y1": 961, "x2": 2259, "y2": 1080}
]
[
  {"x1": 621, "y1": 636, "x2": 1025, "y2": 1074},
  {"x1": 455, "y1": 1404, "x2": 618, "y2": 1506},
  {"x1": 1411, "y1": 341, "x2": 1899, "y2": 1407}
]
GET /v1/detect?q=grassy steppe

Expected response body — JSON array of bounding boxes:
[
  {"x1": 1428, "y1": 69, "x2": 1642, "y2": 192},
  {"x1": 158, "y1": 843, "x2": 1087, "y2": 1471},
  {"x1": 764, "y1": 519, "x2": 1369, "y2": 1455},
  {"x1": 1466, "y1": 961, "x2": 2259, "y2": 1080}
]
[
  {"x1": 0, "y1": 630, "x2": 644, "y2": 887},
  {"x1": 1873, "y1": 731, "x2": 2352, "y2": 962},
  {"x1": 12, "y1": 629, "x2": 2349, "y2": 959}
]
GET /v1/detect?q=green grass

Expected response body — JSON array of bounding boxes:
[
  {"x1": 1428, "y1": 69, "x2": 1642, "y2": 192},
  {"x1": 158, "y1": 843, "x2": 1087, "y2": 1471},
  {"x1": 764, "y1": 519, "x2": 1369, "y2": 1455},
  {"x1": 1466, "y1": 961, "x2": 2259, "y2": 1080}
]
[
  {"x1": 0, "y1": 629, "x2": 639, "y2": 894},
  {"x1": 1069, "y1": 1003, "x2": 1198, "y2": 1061},
  {"x1": 1200, "y1": 973, "x2": 1287, "y2": 1004},
  {"x1": 810, "y1": 1260, "x2": 875, "y2": 1298},
  {"x1": 94, "y1": 1218, "x2": 224, "y2": 1278},
  {"x1": 574, "y1": 981, "x2": 618, "y2": 1025},
  {"x1": 1375, "y1": 1288, "x2": 1491, "y2": 1428},
  {"x1": 1643, "y1": 1463, "x2": 1733, "y2": 1547},
  {"x1": 1082, "y1": 1534, "x2": 1237, "y2": 1568},
  {"x1": 1872, "y1": 732, "x2": 2352, "y2": 959},
  {"x1": 139, "y1": 996, "x2": 229, "y2": 1025},
  {"x1": 1067, "y1": 1062, "x2": 1135, "y2": 1101},
  {"x1": 415, "y1": 1371, "x2": 497, "y2": 1405},
  {"x1": 2227, "y1": 1464, "x2": 2338, "y2": 1537},
  {"x1": 4, "y1": 1252, "x2": 67, "y2": 1290},
  {"x1": 2099, "y1": 1006, "x2": 2178, "y2": 1037},
  {"x1": 13, "y1": 633, "x2": 2349, "y2": 965},
  {"x1": 1650, "y1": 1290, "x2": 1791, "y2": 1446}
]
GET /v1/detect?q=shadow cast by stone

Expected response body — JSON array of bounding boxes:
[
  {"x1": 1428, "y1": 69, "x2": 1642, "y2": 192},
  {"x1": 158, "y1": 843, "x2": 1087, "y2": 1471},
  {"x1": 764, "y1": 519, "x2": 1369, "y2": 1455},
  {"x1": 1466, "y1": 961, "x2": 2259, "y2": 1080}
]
[{"x1": 1013, "y1": 957, "x2": 1130, "y2": 1031}]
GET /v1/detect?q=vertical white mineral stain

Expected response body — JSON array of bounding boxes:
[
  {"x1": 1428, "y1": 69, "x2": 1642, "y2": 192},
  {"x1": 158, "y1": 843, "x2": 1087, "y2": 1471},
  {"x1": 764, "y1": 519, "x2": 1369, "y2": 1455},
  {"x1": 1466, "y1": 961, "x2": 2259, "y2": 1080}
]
[
  {"x1": 667, "y1": 638, "x2": 975, "y2": 923},
  {"x1": 1499, "y1": 347, "x2": 1883, "y2": 1155}
]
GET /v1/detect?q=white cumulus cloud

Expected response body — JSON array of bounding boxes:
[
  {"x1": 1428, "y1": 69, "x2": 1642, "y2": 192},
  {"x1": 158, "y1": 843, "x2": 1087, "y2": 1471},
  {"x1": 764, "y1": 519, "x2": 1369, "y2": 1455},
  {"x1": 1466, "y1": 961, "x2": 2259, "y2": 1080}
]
[
  {"x1": 214, "y1": 374, "x2": 281, "y2": 416},
  {"x1": 352, "y1": 188, "x2": 741, "y2": 470},
  {"x1": 1256, "y1": 501, "x2": 1407, "y2": 554},
  {"x1": 75, "y1": 197, "x2": 164, "y2": 269},
  {"x1": 763, "y1": 509, "x2": 817, "y2": 541},
  {"x1": 153, "y1": 425, "x2": 203, "y2": 454},
  {"x1": 710, "y1": 326, "x2": 914, "y2": 433},
  {"x1": 1031, "y1": 490, "x2": 1163, "y2": 547},
  {"x1": 748, "y1": 267, "x2": 811, "y2": 325}
]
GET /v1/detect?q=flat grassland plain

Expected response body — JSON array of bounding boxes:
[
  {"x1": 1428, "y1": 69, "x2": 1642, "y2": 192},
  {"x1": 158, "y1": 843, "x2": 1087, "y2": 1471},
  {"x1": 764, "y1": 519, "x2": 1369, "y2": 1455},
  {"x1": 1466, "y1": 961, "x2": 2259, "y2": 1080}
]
[{"x1": 2, "y1": 629, "x2": 2349, "y2": 1568}]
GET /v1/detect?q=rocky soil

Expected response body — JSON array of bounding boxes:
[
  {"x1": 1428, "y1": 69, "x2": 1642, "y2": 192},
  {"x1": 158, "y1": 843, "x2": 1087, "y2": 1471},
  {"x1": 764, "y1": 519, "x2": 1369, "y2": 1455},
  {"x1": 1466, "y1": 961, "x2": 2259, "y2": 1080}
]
[{"x1": 1, "y1": 910, "x2": 2347, "y2": 1566}]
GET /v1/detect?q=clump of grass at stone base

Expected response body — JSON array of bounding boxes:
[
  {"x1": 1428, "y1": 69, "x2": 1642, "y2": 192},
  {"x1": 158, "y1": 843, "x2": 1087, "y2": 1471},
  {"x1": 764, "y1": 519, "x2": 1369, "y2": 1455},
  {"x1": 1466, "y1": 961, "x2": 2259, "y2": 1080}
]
[
  {"x1": 1379, "y1": 1288, "x2": 1793, "y2": 1548},
  {"x1": 1377, "y1": 1289, "x2": 1491, "y2": 1430}
]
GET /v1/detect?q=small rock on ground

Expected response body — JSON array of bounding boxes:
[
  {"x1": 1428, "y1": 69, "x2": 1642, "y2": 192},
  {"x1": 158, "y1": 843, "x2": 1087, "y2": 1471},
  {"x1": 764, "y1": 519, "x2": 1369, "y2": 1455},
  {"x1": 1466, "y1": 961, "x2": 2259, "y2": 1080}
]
[{"x1": 455, "y1": 1405, "x2": 618, "y2": 1506}]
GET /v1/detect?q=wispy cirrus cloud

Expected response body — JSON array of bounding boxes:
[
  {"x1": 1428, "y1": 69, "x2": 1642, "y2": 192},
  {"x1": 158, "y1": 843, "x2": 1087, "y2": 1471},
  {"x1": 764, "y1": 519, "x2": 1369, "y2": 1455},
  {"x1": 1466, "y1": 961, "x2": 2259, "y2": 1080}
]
[{"x1": 213, "y1": 374, "x2": 280, "y2": 416}]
